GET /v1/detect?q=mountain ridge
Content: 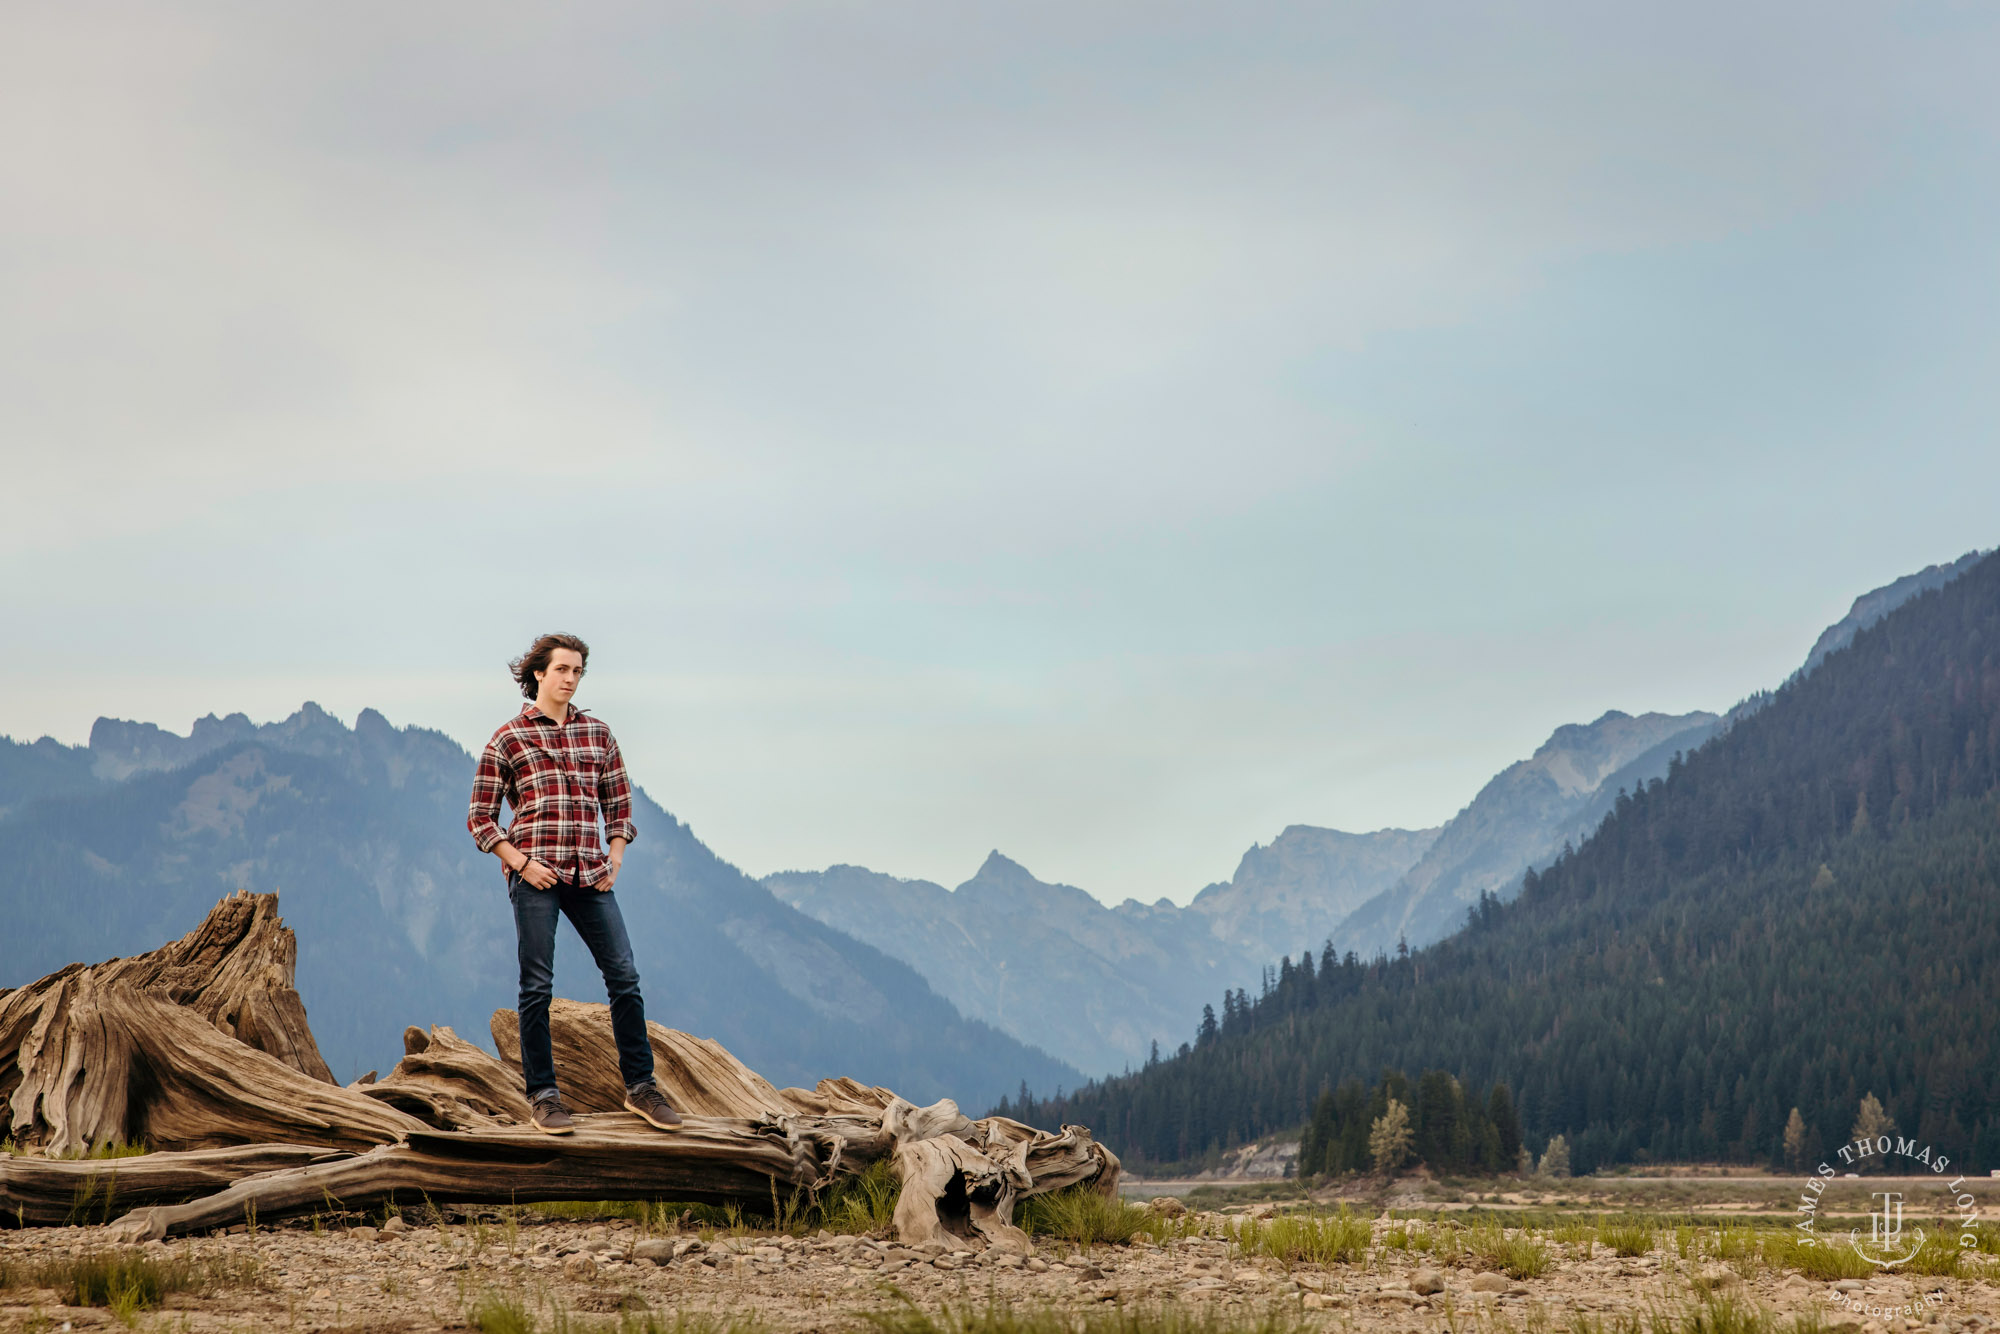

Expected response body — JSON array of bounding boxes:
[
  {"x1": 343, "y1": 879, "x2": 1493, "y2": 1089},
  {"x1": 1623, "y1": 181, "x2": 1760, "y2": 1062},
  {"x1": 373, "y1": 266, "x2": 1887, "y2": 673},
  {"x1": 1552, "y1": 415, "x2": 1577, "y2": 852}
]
[
  {"x1": 1330, "y1": 708, "x2": 1719, "y2": 958},
  {"x1": 769, "y1": 829, "x2": 1441, "y2": 1078},
  {"x1": 0, "y1": 707, "x2": 1082, "y2": 1110}
]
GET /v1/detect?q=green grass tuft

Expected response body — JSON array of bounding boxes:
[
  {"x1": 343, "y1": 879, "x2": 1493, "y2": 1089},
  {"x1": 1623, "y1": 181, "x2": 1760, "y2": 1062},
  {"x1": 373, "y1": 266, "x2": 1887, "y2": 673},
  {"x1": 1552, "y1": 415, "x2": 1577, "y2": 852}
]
[
  {"x1": 1467, "y1": 1221, "x2": 1551, "y2": 1278},
  {"x1": 65, "y1": 1138, "x2": 151, "y2": 1160},
  {"x1": 0, "y1": 1248, "x2": 260, "y2": 1311},
  {"x1": 1759, "y1": 1235, "x2": 1871, "y2": 1281},
  {"x1": 469, "y1": 1288, "x2": 768, "y2": 1334},
  {"x1": 1896, "y1": 1235, "x2": 1963, "y2": 1277},
  {"x1": 817, "y1": 1158, "x2": 902, "y2": 1235},
  {"x1": 1017, "y1": 1183, "x2": 1153, "y2": 1246},
  {"x1": 524, "y1": 1159, "x2": 900, "y2": 1239},
  {"x1": 862, "y1": 1296, "x2": 1310, "y2": 1334},
  {"x1": 471, "y1": 1290, "x2": 540, "y2": 1334},
  {"x1": 1599, "y1": 1219, "x2": 1657, "y2": 1257},
  {"x1": 1227, "y1": 1208, "x2": 1371, "y2": 1266}
]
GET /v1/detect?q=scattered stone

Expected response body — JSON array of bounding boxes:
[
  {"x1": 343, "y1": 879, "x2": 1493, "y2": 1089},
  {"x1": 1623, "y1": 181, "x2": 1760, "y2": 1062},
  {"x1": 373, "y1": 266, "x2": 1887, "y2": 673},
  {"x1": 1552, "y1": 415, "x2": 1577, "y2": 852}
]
[
  {"x1": 5, "y1": 1212, "x2": 1990, "y2": 1334},
  {"x1": 381, "y1": 1216, "x2": 410, "y2": 1235},
  {"x1": 1149, "y1": 1196, "x2": 1188, "y2": 1217},
  {"x1": 348, "y1": 1226, "x2": 378, "y2": 1243}
]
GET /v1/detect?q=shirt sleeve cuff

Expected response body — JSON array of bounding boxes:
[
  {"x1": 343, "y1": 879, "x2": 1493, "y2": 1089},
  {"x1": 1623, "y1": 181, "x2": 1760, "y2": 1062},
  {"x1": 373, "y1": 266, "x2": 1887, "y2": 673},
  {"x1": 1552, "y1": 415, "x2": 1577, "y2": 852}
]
[
  {"x1": 472, "y1": 824, "x2": 504, "y2": 854},
  {"x1": 606, "y1": 821, "x2": 637, "y2": 846}
]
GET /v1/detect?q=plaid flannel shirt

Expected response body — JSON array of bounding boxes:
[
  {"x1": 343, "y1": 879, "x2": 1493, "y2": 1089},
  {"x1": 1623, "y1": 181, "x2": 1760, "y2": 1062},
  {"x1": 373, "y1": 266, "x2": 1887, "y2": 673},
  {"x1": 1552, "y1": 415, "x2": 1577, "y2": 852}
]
[{"x1": 468, "y1": 703, "x2": 637, "y2": 888}]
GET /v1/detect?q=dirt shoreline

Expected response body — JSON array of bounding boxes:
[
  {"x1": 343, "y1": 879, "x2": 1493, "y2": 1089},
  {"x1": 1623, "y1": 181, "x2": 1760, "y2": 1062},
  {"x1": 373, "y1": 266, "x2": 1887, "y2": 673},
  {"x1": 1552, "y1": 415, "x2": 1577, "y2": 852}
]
[{"x1": 4, "y1": 1206, "x2": 1996, "y2": 1334}]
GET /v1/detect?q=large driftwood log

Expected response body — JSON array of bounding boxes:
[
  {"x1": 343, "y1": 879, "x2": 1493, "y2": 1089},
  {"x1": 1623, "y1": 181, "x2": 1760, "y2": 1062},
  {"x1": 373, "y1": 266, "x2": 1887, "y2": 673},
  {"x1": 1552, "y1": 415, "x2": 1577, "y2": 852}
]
[
  {"x1": 0, "y1": 892, "x2": 422, "y2": 1155},
  {"x1": 0, "y1": 1144, "x2": 348, "y2": 1227},
  {"x1": 1, "y1": 893, "x2": 1120, "y2": 1246},
  {"x1": 91, "y1": 1100, "x2": 1117, "y2": 1246},
  {"x1": 101, "y1": 1115, "x2": 832, "y2": 1241}
]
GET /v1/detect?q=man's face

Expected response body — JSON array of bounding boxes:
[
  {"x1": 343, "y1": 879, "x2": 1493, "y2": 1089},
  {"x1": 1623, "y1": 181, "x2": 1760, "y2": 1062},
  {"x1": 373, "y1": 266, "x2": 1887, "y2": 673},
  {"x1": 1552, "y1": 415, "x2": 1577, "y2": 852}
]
[{"x1": 537, "y1": 649, "x2": 586, "y2": 705}]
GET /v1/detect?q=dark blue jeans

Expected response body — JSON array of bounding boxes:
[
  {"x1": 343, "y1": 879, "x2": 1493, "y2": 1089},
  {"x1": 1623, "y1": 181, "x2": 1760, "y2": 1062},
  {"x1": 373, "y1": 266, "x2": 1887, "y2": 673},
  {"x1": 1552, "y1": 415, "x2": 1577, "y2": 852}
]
[{"x1": 509, "y1": 873, "x2": 655, "y2": 1099}]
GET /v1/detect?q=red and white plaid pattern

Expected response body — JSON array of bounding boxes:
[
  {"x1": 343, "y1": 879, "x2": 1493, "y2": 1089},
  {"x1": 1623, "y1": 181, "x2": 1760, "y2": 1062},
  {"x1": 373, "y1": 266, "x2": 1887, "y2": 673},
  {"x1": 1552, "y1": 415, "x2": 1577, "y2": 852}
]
[{"x1": 468, "y1": 703, "x2": 637, "y2": 888}]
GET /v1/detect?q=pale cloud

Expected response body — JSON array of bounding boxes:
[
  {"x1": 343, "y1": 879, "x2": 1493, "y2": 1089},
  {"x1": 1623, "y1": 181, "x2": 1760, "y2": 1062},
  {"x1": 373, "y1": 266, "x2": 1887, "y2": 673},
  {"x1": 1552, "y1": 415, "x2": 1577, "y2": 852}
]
[{"x1": 3, "y1": 1, "x2": 1997, "y2": 900}]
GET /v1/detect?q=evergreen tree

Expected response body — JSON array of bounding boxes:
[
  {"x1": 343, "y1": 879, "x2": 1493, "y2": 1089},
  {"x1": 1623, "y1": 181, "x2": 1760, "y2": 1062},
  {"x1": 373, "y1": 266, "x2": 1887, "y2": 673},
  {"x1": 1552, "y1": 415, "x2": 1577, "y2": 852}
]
[
  {"x1": 1371, "y1": 1097, "x2": 1413, "y2": 1175},
  {"x1": 1489, "y1": 1084, "x2": 1522, "y2": 1169},
  {"x1": 1851, "y1": 1093, "x2": 1896, "y2": 1172},
  {"x1": 1782, "y1": 1107, "x2": 1809, "y2": 1170}
]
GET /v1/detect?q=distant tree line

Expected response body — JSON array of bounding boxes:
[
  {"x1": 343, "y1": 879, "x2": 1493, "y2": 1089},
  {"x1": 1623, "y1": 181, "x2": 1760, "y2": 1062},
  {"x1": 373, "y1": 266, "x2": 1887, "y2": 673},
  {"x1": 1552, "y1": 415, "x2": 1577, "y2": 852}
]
[{"x1": 1297, "y1": 1068, "x2": 1523, "y2": 1177}]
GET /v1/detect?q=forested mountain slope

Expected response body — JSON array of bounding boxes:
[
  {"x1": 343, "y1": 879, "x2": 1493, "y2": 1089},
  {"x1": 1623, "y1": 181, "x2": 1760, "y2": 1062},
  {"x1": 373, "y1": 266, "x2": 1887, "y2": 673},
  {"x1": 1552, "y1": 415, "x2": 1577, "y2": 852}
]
[{"x1": 1012, "y1": 549, "x2": 2000, "y2": 1174}]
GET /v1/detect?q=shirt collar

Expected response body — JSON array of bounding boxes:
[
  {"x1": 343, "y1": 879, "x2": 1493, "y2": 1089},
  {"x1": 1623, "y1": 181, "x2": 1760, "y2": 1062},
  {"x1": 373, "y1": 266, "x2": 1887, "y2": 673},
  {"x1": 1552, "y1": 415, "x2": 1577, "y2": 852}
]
[{"x1": 520, "y1": 702, "x2": 589, "y2": 726}]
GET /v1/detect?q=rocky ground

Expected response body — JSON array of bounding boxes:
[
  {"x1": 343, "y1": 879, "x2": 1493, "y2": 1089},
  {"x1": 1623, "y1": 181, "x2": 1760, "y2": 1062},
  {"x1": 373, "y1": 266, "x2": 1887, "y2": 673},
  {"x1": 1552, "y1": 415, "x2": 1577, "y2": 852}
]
[{"x1": 3, "y1": 1208, "x2": 1997, "y2": 1334}]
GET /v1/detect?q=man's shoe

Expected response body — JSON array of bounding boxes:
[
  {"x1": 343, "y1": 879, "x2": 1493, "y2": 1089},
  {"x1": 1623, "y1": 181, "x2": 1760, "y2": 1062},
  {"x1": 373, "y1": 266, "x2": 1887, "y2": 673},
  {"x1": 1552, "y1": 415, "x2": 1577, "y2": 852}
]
[
  {"x1": 624, "y1": 1082, "x2": 683, "y2": 1130},
  {"x1": 530, "y1": 1093, "x2": 576, "y2": 1136}
]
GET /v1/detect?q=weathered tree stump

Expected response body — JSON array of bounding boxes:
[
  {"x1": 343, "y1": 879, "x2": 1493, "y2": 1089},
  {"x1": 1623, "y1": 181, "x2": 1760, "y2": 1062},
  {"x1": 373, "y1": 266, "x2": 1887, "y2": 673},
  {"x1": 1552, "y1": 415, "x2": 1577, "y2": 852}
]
[
  {"x1": 0, "y1": 891, "x2": 421, "y2": 1156},
  {"x1": 0, "y1": 892, "x2": 1120, "y2": 1247}
]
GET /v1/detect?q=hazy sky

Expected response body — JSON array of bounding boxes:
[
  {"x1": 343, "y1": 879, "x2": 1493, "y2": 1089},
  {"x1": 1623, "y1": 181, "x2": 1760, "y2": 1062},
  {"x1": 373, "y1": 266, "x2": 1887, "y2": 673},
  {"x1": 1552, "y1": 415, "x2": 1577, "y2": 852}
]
[{"x1": 6, "y1": 3, "x2": 1998, "y2": 904}]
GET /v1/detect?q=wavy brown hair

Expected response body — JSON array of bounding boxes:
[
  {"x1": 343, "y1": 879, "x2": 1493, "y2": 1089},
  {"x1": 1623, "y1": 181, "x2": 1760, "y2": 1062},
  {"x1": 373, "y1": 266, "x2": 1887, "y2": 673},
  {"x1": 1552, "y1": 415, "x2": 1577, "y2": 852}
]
[{"x1": 509, "y1": 633, "x2": 591, "y2": 700}]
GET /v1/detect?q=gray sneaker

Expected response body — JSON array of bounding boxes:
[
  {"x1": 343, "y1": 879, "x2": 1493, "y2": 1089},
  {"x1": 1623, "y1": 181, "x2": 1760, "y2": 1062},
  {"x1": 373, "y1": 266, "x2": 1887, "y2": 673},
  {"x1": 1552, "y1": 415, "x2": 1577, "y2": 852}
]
[
  {"x1": 624, "y1": 1082, "x2": 683, "y2": 1130},
  {"x1": 529, "y1": 1092, "x2": 576, "y2": 1136}
]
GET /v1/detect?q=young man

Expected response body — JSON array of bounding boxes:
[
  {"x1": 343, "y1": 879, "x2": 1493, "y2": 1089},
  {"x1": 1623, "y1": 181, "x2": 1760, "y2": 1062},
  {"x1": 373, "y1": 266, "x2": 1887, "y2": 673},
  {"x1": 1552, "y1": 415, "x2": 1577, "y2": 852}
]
[{"x1": 467, "y1": 632, "x2": 683, "y2": 1135}]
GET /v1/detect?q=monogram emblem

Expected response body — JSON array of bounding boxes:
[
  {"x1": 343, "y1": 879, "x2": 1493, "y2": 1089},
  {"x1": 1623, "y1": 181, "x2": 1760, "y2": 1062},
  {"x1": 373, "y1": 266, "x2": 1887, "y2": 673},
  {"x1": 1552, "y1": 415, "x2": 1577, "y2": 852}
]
[{"x1": 1848, "y1": 1190, "x2": 1925, "y2": 1267}]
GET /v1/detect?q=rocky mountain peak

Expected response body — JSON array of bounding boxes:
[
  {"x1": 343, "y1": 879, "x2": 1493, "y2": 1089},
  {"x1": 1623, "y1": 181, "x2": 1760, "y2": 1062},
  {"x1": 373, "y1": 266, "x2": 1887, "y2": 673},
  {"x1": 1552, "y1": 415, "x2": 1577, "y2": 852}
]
[{"x1": 1528, "y1": 709, "x2": 1720, "y2": 798}]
